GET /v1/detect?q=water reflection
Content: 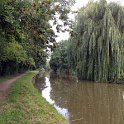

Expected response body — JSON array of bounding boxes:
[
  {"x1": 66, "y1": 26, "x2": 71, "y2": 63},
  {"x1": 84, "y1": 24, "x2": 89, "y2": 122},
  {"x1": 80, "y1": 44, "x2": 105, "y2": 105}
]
[
  {"x1": 42, "y1": 77, "x2": 54, "y2": 104},
  {"x1": 35, "y1": 72, "x2": 69, "y2": 118},
  {"x1": 35, "y1": 72, "x2": 124, "y2": 124}
]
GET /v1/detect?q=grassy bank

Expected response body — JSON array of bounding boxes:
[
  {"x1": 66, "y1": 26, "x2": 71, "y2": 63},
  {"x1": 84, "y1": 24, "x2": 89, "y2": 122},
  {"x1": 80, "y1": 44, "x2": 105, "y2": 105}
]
[{"x1": 0, "y1": 71, "x2": 68, "y2": 124}]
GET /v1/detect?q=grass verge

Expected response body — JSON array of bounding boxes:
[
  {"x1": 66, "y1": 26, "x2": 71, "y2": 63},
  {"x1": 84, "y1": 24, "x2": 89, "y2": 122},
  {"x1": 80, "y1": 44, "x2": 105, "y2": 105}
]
[
  {"x1": 0, "y1": 71, "x2": 68, "y2": 124},
  {"x1": 0, "y1": 76, "x2": 11, "y2": 84}
]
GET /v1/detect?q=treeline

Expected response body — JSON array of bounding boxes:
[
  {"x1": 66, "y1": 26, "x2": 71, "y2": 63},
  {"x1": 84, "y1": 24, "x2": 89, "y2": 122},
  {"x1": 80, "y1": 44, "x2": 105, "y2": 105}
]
[
  {"x1": 50, "y1": 0, "x2": 124, "y2": 82},
  {"x1": 0, "y1": 0, "x2": 74, "y2": 76},
  {"x1": 50, "y1": 41, "x2": 68, "y2": 73}
]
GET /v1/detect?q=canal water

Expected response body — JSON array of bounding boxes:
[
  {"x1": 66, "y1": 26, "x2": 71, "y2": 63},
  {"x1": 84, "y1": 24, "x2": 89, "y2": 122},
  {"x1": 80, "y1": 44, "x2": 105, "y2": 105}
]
[{"x1": 35, "y1": 72, "x2": 124, "y2": 124}]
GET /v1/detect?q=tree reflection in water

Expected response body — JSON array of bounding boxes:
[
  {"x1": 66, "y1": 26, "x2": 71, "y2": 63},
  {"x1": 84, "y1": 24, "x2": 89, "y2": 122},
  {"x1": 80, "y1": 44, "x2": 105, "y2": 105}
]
[{"x1": 35, "y1": 72, "x2": 124, "y2": 124}]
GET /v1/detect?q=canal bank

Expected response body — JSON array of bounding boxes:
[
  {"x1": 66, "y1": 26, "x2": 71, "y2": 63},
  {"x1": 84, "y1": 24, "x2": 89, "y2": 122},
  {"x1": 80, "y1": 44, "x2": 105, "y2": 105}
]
[{"x1": 0, "y1": 71, "x2": 68, "y2": 124}]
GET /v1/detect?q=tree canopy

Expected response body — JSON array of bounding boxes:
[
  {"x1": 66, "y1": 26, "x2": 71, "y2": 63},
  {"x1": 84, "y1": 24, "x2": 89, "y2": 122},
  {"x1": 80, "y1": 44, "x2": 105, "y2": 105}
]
[
  {"x1": 50, "y1": 0, "x2": 124, "y2": 82},
  {"x1": 50, "y1": 40, "x2": 68, "y2": 72},
  {"x1": 0, "y1": 0, "x2": 74, "y2": 75},
  {"x1": 68, "y1": 0, "x2": 124, "y2": 82}
]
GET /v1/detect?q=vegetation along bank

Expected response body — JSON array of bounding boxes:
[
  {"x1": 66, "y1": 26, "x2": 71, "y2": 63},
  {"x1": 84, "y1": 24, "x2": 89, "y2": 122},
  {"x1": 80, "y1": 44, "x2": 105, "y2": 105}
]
[{"x1": 0, "y1": 71, "x2": 68, "y2": 124}]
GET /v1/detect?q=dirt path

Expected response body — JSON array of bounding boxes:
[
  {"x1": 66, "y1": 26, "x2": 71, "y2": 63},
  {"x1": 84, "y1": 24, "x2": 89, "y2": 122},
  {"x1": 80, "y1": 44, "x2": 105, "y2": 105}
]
[{"x1": 0, "y1": 73, "x2": 26, "y2": 100}]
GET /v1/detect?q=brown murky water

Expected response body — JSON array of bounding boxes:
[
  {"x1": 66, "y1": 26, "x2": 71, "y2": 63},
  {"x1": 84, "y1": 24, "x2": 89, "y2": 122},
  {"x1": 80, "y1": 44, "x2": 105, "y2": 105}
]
[{"x1": 35, "y1": 72, "x2": 124, "y2": 124}]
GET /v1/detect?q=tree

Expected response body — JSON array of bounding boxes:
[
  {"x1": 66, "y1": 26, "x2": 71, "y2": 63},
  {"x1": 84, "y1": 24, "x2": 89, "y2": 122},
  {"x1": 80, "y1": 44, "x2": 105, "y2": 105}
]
[
  {"x1": 50, "y1": 40, "x2": 68, "y2": 72},
  {"x1": 0, "y1": 0, "x2": 74, "y2": 75},
  {"x1": 67, "y1": 0, "x2": 124, "y2": 82}
]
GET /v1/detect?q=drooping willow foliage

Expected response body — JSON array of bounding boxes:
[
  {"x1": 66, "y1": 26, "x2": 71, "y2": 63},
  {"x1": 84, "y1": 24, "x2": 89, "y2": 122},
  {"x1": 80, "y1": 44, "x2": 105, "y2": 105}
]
[{"x1": 68, "y1": 0, "x2": 124, "y2": 82}]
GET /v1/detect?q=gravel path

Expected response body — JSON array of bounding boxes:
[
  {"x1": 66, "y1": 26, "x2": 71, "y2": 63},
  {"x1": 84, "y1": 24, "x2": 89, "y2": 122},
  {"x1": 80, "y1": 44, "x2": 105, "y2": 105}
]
[{"x1": 0, "y1": 73, "x2": 25, "y2": 100}]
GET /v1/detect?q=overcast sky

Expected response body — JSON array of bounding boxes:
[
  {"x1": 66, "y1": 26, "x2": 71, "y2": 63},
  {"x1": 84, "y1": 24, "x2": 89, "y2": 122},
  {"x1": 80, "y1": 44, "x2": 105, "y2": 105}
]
[{"x1": 56, "y1": 0, "x2": 124, "y2": 42}]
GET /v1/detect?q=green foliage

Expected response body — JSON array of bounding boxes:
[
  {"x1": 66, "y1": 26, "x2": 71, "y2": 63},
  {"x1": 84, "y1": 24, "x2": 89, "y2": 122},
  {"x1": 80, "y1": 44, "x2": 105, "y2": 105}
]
[
  {"x1": 50, "y1": 40, "x2": 68, "y2": 72},
  {"x1": 0, "y1": 71, "x2": 68, "y2": 124},
  {"x1": 67, "y1": 0, "x2": 124, "y2": 82},
  {"x1": 0, "y1": 41, "x2": 27, "y2": 63},
  {"x1": 0, "y1": 0, "x2": 73, "y2": 75}
]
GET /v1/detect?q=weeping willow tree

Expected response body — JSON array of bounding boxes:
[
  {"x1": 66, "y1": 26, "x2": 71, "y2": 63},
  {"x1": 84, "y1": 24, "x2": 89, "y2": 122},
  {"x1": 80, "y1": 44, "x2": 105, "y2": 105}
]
[{"x1": 68, "y1": 0, "x2": 124, "y2": 82}]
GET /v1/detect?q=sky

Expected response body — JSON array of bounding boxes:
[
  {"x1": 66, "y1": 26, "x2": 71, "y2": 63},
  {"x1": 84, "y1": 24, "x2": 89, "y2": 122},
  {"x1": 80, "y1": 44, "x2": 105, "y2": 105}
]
[{"x1": 56, "y1": 0, "x2": 124, "y2": 42}]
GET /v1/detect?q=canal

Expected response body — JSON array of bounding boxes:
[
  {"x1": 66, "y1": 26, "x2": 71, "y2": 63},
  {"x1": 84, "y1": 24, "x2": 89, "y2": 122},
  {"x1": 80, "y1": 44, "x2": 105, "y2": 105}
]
[{"x1": 35, "y1": 72, "x2": 124, "y2": 124}]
